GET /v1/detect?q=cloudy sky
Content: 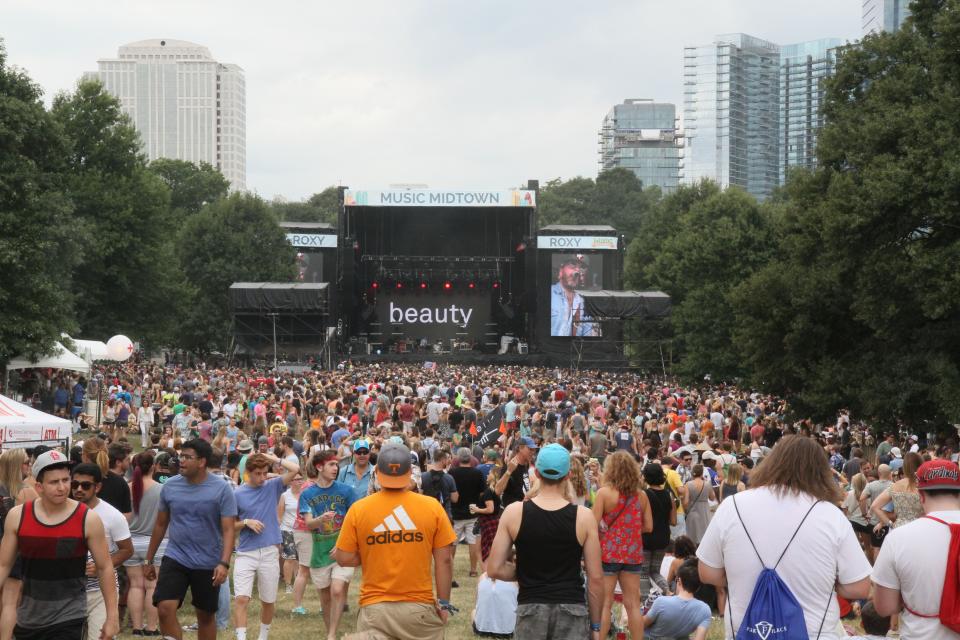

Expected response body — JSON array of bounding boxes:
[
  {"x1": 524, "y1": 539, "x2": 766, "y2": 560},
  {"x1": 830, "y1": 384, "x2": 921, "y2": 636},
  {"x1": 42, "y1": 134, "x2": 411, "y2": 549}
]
[{"x1": 3, "y1": 0, "x2": 861, "y2": 200}]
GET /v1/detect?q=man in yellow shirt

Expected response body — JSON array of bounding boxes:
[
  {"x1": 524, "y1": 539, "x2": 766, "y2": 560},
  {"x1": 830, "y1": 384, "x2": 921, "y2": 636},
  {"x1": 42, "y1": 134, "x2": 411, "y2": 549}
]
[
  {"x1": 664, "y1": 456, "x2": 687, "y2": 538},
  {"x1": 335, "y1": 443, "x2": 456, "y2": 640}
]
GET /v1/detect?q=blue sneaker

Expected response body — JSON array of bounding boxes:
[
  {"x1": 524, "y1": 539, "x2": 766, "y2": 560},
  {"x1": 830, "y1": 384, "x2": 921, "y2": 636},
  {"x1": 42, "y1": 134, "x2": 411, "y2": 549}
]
[{"x1": 291, "y1": 606, "x2": 307, "y2": 616}]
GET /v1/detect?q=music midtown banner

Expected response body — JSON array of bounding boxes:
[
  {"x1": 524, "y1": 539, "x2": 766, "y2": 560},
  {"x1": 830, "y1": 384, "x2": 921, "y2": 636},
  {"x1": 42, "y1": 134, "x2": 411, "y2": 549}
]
[{"x1": 344, "y1": 189, "x2": 536, "y2": 208}]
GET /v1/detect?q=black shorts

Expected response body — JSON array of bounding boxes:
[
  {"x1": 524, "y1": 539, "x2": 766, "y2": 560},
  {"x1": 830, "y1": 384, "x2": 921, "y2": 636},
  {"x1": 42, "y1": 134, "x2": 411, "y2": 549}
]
[
  {"x1": 14, "y1": 618, "x2": 83, "y2": 640},
  {"x1": 153, "y1": 556, "x2": 219, "y2": 613},
  {"x1": 850, "y1": 521, "x2": 872, "y2": 535}
]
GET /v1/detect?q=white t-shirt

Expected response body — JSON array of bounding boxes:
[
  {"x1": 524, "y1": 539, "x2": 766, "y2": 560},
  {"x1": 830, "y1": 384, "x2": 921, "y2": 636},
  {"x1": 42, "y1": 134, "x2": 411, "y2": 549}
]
[
  {"x1": 87, "y1": 499, "x2": 131, "y2": 591},
  {"x1": 473, "y1": 576, "x2": 518, "y2": 635},
  {"x1": 280, "y1": 489, "x2": 298, "y2": 532},
  {"x1": 872, "y1": 510, "x2": 960, "y2": 640},
  {"x1": 697, "y1": 487, "x2": 871, "y2": 639}
]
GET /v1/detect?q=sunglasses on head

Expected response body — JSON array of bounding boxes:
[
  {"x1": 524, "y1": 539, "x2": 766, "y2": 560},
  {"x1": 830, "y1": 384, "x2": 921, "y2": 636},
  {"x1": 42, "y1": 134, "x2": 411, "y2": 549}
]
[{"x1": 71, "y1": 480, "x2": 95, "y2": 491}]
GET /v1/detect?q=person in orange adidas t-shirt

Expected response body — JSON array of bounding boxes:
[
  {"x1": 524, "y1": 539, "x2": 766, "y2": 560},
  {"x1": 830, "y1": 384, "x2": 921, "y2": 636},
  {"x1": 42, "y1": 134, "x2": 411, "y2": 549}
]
[{"x1": 335, "y1": 443, "x2": 456, "y2": 640}]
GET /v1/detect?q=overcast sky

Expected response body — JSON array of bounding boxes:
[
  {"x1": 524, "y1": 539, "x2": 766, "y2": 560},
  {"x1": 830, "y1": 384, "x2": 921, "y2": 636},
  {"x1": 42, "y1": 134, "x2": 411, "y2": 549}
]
[{"x1": 3, "y1": 0, "x2": 861, "y2": 200}]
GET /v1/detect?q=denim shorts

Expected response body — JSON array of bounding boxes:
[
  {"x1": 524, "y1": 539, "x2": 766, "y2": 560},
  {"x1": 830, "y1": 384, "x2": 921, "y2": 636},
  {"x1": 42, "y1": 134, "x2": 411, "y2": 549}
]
[{"x1": 602, "y1": 561, "x2": 644, "y2": 576}]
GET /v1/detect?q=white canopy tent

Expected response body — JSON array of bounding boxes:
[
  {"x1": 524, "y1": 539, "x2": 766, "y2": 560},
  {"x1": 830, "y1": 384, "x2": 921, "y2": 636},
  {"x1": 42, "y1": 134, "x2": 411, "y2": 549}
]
[
  {"x1": 6, "y1": 342, "x2": 91, "y2": 375},
  {"x1": 66, "y1": 337, "x2": 110, "y2": 362},
  {"x1": 0, "y1": 394, "x2": 72, "y2": 450}
]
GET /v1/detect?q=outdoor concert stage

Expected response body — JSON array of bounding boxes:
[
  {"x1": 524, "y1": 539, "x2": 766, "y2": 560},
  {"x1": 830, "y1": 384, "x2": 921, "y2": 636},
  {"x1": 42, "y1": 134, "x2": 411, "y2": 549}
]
[{"x1": 229, "y1": 185, "x2": 670, "y2": 369}]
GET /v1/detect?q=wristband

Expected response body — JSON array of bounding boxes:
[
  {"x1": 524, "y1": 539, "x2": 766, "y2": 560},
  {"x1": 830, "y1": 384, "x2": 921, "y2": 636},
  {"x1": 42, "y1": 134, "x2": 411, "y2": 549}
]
[
  {"x1": 218, "y1": 561, "x2": 230, "y2": 569},
  {"x1": 590, "y1": 622, "x2": 601, "y2": 632}
]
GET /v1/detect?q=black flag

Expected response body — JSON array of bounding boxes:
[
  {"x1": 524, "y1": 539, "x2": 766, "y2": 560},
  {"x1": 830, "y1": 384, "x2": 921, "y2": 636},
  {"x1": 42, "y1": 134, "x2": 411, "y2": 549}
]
[{"x1": 476, "y1": 405, "x2": 506, "y2": 447}]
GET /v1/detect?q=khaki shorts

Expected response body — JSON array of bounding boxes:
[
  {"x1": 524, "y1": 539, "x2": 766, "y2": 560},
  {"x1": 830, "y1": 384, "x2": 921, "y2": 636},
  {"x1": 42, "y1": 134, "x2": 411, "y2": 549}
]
[
  {"x1": 234, "y1": 546, "x2": 280, "y2": 602},
  {"x1": 343, "y1": 601, "x2": 445, "y2": 640},
  {"x1": 309, "y1": 562, "x2": 354, "y2": 589},
  {"x1": 453, "y1": 518, "x2": 478, "y2": 545},
  {"x1": 293, "y1": 530, "x2": 313, "y2": 566},
  {"x1": 84, "y1": 589, "x2": 108, "y2": 640}
]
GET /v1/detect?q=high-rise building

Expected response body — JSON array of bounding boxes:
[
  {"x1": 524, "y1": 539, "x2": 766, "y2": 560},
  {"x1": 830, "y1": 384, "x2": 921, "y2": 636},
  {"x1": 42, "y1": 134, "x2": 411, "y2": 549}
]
[
  {"x1": 683, "y1": 34, "x2": 781, "y2": 200},
  {"x1": 86, "y1": 39, "x2": 246, "y2": 191},
  {"x1": 779, "y1": 39, "x2": 842, "y2": 183},
  {"x1": 598, "y1": 99, "x2": 681, "y2": 193},
  {"x1": 863, "y1": 0, "x2": 910, "y2": 35}
]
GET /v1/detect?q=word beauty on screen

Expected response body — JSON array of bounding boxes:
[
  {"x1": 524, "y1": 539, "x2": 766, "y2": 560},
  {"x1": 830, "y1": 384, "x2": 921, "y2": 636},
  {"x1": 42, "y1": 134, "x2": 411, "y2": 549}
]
[{"x1": 389, "y1": 302, "x2": 473, "y2": 326}]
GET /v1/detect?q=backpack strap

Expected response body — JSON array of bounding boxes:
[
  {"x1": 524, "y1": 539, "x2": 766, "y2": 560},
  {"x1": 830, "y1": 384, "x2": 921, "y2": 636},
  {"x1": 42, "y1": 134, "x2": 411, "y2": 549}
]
[{"x1": 731, "y1": 495, "x2": 823, "y2": 568}]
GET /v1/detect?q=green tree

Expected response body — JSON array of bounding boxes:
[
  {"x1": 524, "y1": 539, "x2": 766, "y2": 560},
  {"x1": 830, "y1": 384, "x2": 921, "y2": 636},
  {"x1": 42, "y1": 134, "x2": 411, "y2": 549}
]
[
  {"x1": 269, "y1": 186, "x2": 340, "y2": 224},
  {"x1": 637, "y1": 187, "x2": 775, "y2": 380},
  {"x1": 733, "y1": 0, "x2": 960, "y2": 427},
  {"x1": 0, "y1": 43, "x2": 78, "y2": 363},
  {"x1": 624, "y1": 180, "x2": 721, "y2": 290},
  {"x1": 148, "y1": 158, "x2": 229, "y2": 218},
  {"x1": 537, "y1": 169, "x2": 658, "y2": 241},
  {"x1": 176, "y1": 193, "x2": 296, "y2": 353},
  {"x1": 51, "y1": 79, "x2": 175, "y2": 347}
]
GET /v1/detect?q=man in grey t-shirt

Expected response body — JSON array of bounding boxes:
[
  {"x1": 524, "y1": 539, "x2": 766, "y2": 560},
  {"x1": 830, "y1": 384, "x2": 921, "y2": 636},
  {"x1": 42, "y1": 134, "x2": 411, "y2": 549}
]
[{"x1": 860, "y1": 464, "x2": 893, "y2": 561}]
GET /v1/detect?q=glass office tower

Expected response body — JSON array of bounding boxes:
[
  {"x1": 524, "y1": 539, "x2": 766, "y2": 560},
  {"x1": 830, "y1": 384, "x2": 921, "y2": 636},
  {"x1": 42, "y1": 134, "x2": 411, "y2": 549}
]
[
  {"x1": 863, "y1": 0, "x2": 910, "y2": 35},
  {"x1": 779, "y1": 39, "x2": 842, "y2": 183},
  {"x1": 683, "y1": 34, "x2": 780, "y2": 200},
  {"x1": 598, "y1": 99, "x2": 681, "y2": 193}
]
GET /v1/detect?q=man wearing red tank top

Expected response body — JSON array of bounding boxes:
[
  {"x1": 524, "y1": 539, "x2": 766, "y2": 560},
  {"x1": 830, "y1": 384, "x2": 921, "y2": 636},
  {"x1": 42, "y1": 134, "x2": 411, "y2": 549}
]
[{"x1": 0, "y1": 450, "x2": 119, "y2": 640}]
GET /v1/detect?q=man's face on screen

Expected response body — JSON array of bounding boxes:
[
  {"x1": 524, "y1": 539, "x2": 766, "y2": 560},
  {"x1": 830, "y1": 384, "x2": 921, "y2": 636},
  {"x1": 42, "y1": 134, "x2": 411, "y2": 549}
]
[{"x1": 558, "y1": 263, "x2": 586, "y2": 290}]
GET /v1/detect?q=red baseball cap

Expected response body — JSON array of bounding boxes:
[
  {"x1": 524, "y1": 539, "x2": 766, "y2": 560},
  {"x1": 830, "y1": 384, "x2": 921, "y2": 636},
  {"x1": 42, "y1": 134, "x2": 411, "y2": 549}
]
[{"x1": 916, "y1": 460, "x2": 960, "y2": 491}]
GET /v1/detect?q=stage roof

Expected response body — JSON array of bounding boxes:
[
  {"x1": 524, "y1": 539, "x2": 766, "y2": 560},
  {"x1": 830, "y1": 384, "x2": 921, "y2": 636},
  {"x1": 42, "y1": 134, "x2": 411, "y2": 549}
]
[
  {"x1": 539, "y1": 225, "x2": 617, "y2": 232},
  {"x1": 229, "y1": 282, "x2": 329, "y2": 312},
  {"x1": 580, "y1": 290, "x2": 671, "y2": 319}
]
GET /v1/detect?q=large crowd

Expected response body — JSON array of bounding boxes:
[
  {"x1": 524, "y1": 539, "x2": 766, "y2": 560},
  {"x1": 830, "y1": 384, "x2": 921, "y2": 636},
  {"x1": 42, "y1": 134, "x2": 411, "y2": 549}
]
[{"x1": 0, "y1": 361, "x2": 959, "y2": 640}]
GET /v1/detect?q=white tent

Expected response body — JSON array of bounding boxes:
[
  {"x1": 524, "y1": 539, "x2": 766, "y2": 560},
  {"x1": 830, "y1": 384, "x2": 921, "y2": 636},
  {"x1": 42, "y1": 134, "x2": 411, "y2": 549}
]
[
  {"x1": 6, "y1": 342, "x2": 90, "y2": 375},
  {"x1": 0, "y1": 394, "x2": 72, "y2": 449},
  {"x1": 66, "y1": 338, "x2": 110, "y2": 362}
]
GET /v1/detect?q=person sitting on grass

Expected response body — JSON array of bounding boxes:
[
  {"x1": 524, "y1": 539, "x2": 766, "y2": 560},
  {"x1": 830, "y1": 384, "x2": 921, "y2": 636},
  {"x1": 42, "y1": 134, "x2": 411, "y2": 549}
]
[
  {"x1": 642, "y1": 558, "x2": 711, "y2": 640},
  {"x1": 472, "y1": 551, "x2": 518, "y2": 639}
]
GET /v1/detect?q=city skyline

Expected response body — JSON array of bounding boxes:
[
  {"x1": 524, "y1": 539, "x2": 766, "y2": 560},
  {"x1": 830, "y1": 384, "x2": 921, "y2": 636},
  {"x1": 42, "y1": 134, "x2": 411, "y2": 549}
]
[{"x1": 2, "y1": 0, "x2": 860, "y2": 199}]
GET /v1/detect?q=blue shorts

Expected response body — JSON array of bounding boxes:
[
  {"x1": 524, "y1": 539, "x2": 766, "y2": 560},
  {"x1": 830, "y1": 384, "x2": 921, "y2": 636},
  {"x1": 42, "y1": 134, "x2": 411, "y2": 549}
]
[{"x1": 602, "y1": 561, "x2": 643, "y2": 576}]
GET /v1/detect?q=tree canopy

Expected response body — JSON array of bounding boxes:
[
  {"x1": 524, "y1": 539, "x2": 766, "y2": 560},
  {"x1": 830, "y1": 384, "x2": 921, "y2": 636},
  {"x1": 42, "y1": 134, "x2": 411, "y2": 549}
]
[
  {"x1": 538, "y1": 168, "x2": 659, "y2": 241},
  {"x1": 176, "y1": 193, "x2": 296, "y2": 353},
  {"x1": 51, "y1": 80, "x2": 175, "y2": 348},
  {"x1": 0, "y1": 43, "x2": 78, "y2": 362}
]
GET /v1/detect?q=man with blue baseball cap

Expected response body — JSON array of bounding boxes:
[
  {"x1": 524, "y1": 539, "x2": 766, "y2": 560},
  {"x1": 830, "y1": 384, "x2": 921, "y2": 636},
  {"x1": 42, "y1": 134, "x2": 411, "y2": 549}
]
[
  {"x1": 488, "y1": 444, "x2": 604, "y2": 640},
  {"x1": 337, "y1": 440, "x2": 373, "y2": 503}
]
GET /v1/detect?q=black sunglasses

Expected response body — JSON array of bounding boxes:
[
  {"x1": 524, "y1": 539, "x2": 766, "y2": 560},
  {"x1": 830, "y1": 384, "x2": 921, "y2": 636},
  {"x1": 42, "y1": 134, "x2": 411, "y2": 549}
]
[{"x1": 71, "y1": 480, "x2": 95, "y2": 490}]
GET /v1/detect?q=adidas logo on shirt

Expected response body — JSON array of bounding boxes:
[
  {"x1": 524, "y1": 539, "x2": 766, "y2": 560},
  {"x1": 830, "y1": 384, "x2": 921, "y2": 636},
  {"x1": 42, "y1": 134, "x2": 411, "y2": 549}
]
[{"x1": 366, "y1": 505, "x2": 425, "y2": 544}]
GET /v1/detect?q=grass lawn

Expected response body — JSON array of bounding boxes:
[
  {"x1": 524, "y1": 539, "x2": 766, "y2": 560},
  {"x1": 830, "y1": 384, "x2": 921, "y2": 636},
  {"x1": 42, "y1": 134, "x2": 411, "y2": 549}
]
[{"x1": 163, "y1": 549, "x2": 734, "y2": 639}]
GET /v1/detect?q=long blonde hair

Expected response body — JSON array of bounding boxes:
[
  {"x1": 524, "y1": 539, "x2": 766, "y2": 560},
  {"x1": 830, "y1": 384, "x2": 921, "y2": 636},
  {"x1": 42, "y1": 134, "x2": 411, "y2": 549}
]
[
  {"x1": 567, "y1": 456, "x2": 588, "y2": 498},
  {"x1": 82, "y1": 438, "x2": 109, "y2": 477},
  {"x1": 0, "y1": 448, "x2": 28, "y2": 496},
  {"x1": 603, "y1": 451, "x2": 642, "y2": 497}
]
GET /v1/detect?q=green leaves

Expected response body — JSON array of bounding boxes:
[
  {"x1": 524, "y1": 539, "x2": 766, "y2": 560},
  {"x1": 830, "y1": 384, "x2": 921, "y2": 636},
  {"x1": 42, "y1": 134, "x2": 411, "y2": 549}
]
[
  {"x1": 538, "y1": 168, "x2": 658, "y2": 242},
  {"x1": 175, "y1": 193, "x2": 296, "y2": 353},
  {"x1": 0, "y1": 42, "x2": 77, "y2": 363}
]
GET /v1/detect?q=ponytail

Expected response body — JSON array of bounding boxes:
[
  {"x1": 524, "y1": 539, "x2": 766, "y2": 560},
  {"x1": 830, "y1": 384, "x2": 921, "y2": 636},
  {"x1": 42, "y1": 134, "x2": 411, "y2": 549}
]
[
  {"x1": 95, "y1": 449, "x2": 109, "y2": 477},
  {"x1": 131, "y1": 452, "x2": 155, "y2": 514}
]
